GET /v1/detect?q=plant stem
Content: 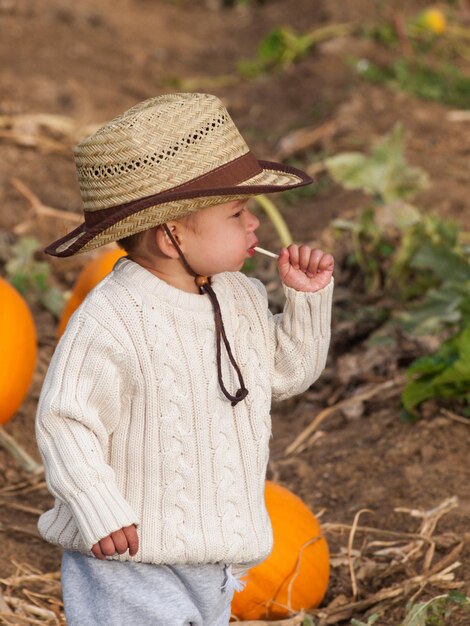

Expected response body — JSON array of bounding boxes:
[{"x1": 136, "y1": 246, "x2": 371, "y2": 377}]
[
  {"x1": 0, "y1": 426, "x2": 43, "y2": 474},
  {"x1": 305, "y1": 22, "x2": 357, "y2": 47},
  {"x1": 254, "y1": 195, "x2": 293, "y2": 247}
]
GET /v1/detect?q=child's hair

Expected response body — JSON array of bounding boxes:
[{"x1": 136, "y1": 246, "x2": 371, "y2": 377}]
[
  {"x1": 117, "y1": 231, "x2": 146, "y2": 253},
  {"x1": 117, "y1": 212, "x2": 202, "y2": 253}
]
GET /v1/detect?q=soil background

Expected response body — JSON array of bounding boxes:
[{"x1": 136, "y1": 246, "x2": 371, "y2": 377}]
[{"x1": 1, "y1": 0, "x2": 469, "y2": 624}]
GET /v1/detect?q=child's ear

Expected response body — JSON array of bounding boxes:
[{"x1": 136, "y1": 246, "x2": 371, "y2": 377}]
[{"x1": 155, "y1": 223, "x2": 181, "y2": 259}]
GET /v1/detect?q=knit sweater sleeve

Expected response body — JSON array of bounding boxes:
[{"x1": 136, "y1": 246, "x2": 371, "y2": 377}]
[
  {"x1": 35, "y1": 307, "x2": 139, "y2": 549},
  {"x1": 248, "y1": 277, "x2": 333, "y2": 402}
]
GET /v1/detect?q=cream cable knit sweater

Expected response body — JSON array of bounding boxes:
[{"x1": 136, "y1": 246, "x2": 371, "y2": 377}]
[{"x1": 36, "y1": 257, "x2": 333, "y2": 567}]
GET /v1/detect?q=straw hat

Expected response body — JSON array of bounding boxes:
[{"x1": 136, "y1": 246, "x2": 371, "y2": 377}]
[{"x1": 45, "y1": 93, "x2": 313, "y2": 257}]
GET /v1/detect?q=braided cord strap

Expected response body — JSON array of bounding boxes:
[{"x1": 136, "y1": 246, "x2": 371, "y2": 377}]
[{"x1": 162, "y1": 225, "x2": 248, "y2": 406}]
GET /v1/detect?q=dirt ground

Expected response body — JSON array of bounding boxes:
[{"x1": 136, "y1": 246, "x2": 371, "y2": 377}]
[{"x1": 1, "y1": 0, "x2": 469, "y2": 624}]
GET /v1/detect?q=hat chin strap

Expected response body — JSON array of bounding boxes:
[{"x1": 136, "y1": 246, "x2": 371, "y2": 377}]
[{"x1": 162, "y1": 224, "x2": 248, "y2": 407}]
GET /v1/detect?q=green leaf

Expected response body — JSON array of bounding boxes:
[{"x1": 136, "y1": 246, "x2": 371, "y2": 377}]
[
  {"x1": 331, "y1": 218, "x2": 363, "y2": 233},
  {"x1": 401, "y1": 592, "x2": 470, "y2": 626},
  {"x1": 5, "y1": 238, "x2": 46, "y2": 293},
  {"x1": 258, "y1": 28, "x2": 286, "y2": 62},
  {"x1": 431, "y1": 326, "x2": 470, "y2": 393},
  {"x1": 447, "y1": 590, "x2": 469, "y2": 605},
  {"x1": 366, "y1": 333, "x2": 397, "y2": 347},
  {"x1": 402, "y1": 324, "x2": 470, "y2": 410},
  {"x1": 457, "y1": 324, "x2": 470, "y2": 362},
  {"x1": 253, "y1": 26, "x2": 314, "y2": 71},
  {"x1": 375, "y1": 201, "x2": 422, "y2": 230},
  {"x1": 402, "y1": 376, "x2": 438, "y2": 411},
  {"x1": 351, "y1": 616, "x2": 380, "y2": 626},
  {"x1": 39, "y1": 287, "x2": 66, "y2": 317},
  {"x1": 410, "y1": 243, "x2": 470, "y2": 282},
  {"x1": 4, "y1": 236, "x2": 65, "y2": 316},
  {"x1": 357, "y1": 57, "x2": 470, "y2": 109},
  {"x1": 406, "y1": 353, "x2": 452, "y2": 377},
  {"x1": 325, "y1": 152, "x2": 371, "y2": 192},
  {"x1": 399, "y1": 284, "x2": 464, "y2": 335},
  {"x1": 325, "y1": 124, "x2": 429, "y2": 203}
]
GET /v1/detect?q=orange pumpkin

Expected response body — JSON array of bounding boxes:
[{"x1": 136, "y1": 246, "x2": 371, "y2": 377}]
[
  {"x1": 0, "y1": 278, "x2": 37, "y2": 425},
  {"x1": 231, "y1": 481, "x2": 330, "y2": 620},
  {"x1": 57, "y1": 248, "x2": 126, "y2": 338}
]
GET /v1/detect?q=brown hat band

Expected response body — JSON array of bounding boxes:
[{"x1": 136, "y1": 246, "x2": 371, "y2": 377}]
[{"x1": 85, "y1": 152, "x2": 261, "y2": 228}]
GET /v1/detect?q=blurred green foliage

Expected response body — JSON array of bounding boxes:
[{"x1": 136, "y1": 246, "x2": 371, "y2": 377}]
[
  {"x1": 325, "y1": 125, "x2": 470, "y2": 417},
  {"x1": 5, "y1": 238, "x2": 65, "y2": 317},
  {"x1": 237, "y1": 26, "x2": 315, "y2": 77},
  {"x1": 234, "y1": 4, "x2": 469, "y2": 111},
  {"x1": 401, "y1": 591, "x2": 470, "y2": 626},
  {"x1": 354, "y1": 58, "x2": 470, "y2": 109},
  {"x1": 327, "y1": 124, "x2": 428, "y2": 293},
  {"x1": 326, "y1": 124, "x2": 429, "y2": 203},
  {"x1": 237, "y1": 23, "x2": 354, "y2": 77}
]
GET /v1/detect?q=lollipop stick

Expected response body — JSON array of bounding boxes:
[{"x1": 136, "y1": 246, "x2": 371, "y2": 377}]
[{"x1": 254, "y1": 246, "x2": 279, "y2": 259}]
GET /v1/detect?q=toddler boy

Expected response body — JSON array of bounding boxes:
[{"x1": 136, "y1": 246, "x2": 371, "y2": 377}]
[{"x1": 36, "y1": 93, "x2": 334, "y2": 625}]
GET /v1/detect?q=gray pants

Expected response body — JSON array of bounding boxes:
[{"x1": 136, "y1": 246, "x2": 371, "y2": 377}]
[{"x1": 61, "y1": 551, "x2": 238, "y2": 626}]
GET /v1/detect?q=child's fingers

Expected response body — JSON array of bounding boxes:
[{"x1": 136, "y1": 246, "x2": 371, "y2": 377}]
[
  {"x1": 299, "y1": 245, "x2": 313, "y2": 272},
  {"x1": 91, "y1": 542, "x2": 106, "y2": 560},
  {"x1": 123, "y1": 524, "x2": 139, "y2": 556},
  {"x1": 318, "y1": 252, "x2": 335, "y2": 273},
  {"x1": 98, "y1": 534, "x2": 119, "y2": 557},
  {"x1": 286, "y1": 244, "x2": 299, "y2": 269},
  {"x1": 277, "y1": 247, "x2": 291, "y2": 277},
  {"x1": 305, "y1": 249, "x2": 324, "y2": 277},
  {"x1": 110, "y1": 529, "x2": 130, "y2": 555},
  {"x1": 92, "y1": 537, "x2": 113, "y2": 559},
  {"x1": 91, "y1": 526, "x2": 138, "y2": 560},
  {"x1": 278, "y1": 245, "x2": 334, "y2": 290}
]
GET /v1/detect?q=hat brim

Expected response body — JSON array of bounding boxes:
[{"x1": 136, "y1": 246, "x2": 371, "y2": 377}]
[{"x1": 45, "y1": 161, "x2": 312, "y2": 257}]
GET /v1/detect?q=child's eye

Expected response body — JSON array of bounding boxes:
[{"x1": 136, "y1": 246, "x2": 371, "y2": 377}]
[{"x1": 232, "y1": 208, "x2": 244, "y2": 218}]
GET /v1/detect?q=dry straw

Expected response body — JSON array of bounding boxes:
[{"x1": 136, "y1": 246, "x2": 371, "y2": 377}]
[{"x1": 0, "y1": 476, "x2": 464, "y2": 625}]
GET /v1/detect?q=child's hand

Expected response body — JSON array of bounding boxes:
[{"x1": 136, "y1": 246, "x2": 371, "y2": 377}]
[
  {"x1": 278, "y1": 245, "x2": 334, "y2": 293},
  {"x1": 91, "y1": 524, "x2": 139, "y2": 560}
]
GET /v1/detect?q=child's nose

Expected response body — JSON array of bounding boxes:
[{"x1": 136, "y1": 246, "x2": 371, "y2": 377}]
[{"x1": 246, "y1": 209, "x2": 260, "y2": 231}]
